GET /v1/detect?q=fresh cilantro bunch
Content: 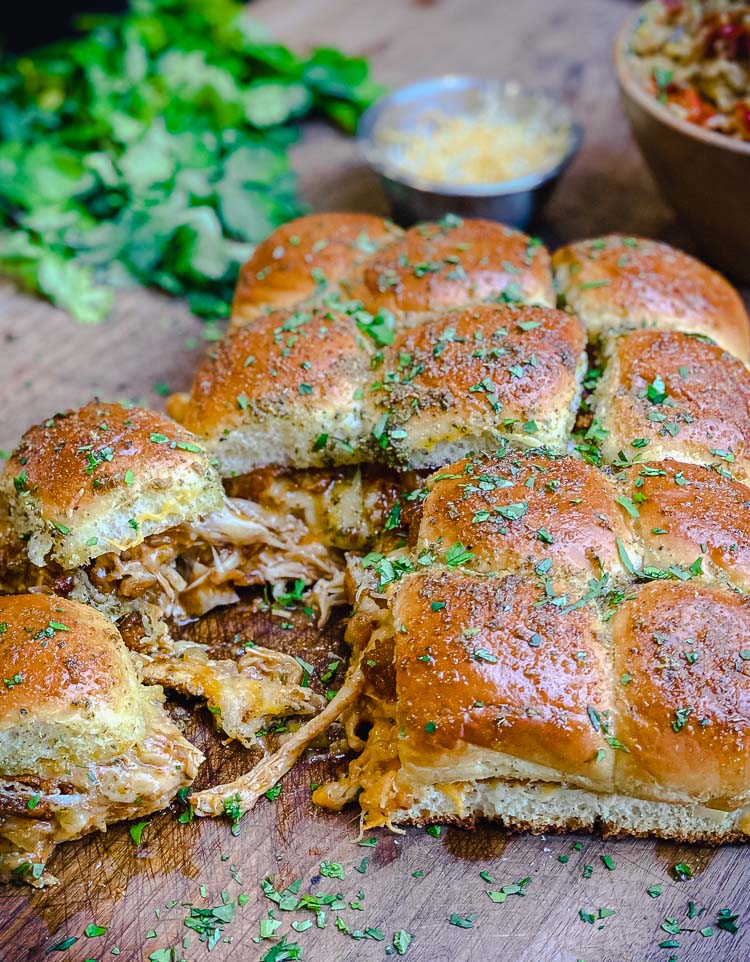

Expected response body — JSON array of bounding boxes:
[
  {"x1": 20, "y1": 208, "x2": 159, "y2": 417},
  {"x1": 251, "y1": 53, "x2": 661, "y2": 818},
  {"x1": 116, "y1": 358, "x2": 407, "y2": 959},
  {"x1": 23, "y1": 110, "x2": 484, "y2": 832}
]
[{"x1": 0, "y1": 0, "x2": 381, "y2": 321}]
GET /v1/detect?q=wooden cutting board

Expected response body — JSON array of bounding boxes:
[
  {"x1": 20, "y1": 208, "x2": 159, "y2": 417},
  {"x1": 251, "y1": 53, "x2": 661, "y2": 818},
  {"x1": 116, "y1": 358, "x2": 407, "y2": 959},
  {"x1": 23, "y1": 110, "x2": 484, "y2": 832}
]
[{"x1": 1, "y1": 1, "x2": 749, "y2": 959}]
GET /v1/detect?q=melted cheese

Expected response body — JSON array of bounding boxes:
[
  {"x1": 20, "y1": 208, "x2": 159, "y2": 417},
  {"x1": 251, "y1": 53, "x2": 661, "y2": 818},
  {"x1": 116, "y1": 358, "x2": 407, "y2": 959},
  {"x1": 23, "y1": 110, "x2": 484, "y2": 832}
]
[{"x1": 0, "y1": 701, "x2": 201, "y2": 887}]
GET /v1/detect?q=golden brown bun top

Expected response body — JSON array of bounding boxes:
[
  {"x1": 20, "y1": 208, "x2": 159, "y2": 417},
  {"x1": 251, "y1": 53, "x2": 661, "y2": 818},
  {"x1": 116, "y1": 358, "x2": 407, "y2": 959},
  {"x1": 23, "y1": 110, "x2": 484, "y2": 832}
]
[
  {"x1": 553, "y1": 234, "x2": 750, "y2": 361},
  {"x1": 612, "y1": 581, "x2": 750, "y2": 807},
  {"x1": 3, "y1": 401, "x2": 210, "y2": 513},
  {"x1": 0, "y1": 401, "x2": 223, "y2": 568},
  {"x1": 351, "y1": 218, "x2": 554, "y2": 315},
  {"x1": 230, "y1": 213, "x2": 401, "y2": 326},
  {"x1": 365, "y1": 305, "x2": 585, "y2": 462},
  {"x1": 372, "y1": 304, "x2": 584, "y2": 411},
  {"x1": 622, "y1": 459, "x2": 750, "y2": 591},
  {"x1": 174, "y1": 306, "x2": 370, "y2": 472},
  {"x1": 392, "y1": 571, "x2": 611, "y2": 786},
  {"x1": 0, "y1": 594, "x2": 145, "y2": 774},
  {"x1": 598, "y1": 330, "x2": 750, "y2": 473},
  {"x1": 419, "y1": 452, "x2": 635, "y2": 583}
]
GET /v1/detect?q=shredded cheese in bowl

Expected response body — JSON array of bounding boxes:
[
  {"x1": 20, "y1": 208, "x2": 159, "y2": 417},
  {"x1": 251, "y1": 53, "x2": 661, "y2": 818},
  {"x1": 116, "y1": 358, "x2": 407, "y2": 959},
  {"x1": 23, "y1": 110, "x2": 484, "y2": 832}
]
[{"x1": 373, "y1": 91, "x2": 572, "y2": 188}]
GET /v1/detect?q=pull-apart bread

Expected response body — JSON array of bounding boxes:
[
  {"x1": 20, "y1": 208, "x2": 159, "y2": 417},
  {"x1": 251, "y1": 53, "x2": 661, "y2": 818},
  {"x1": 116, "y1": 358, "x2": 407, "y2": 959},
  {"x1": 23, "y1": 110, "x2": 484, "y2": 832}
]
[
  {"x1": 4, "y1": 215, "x2": 750, "y2": 851},
  {"x1": 167, "y1": 214, "x2": 575, "y2": 629},
  {"x1": 0, "y1": 402, "x2": 325, "y2": 748},
  {"x1": 316, "y1": 451, "x2": 750, "y2": 842},
  {"x1": 0, "y1": 594, "x2": 203, "y2": 886},
  {"x1": 168, "y1": 215, "x2": 750, "y2": 843}
]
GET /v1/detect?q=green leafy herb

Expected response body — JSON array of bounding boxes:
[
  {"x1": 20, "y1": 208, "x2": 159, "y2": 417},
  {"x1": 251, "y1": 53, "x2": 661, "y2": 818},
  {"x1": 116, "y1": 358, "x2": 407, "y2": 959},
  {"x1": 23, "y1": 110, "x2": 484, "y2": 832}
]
[
  {"x1": 392, "y1": 930, "x2": 413, "y2": 955},
  {"x1": 223, "y1": 793, "x2": 244, "y2": 835},
  {"x1": 445, "y1": 541, "x2": 475, "y2": 567},
  {"x1": 129, "y1": 820, "x2": 148, "y2": 846},
  {"x1": 0, "y1": 0, "x2": 380, "y2": 322},
  {"x1": 46, "y1": 936, "x2": 79, "y2": 952},
  {"x1": 356, "y1": 308, "x2": 396, "y2": 347},
  {"x1": 449, "y1": 913, "x2": 476, "y2": 929}
]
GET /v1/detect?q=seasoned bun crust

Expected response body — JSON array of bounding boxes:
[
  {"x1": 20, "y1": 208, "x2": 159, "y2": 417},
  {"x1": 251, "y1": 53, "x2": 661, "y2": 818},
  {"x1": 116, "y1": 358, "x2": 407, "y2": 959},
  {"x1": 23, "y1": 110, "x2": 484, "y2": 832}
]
[
  {"x1": 612, "y1": 582, "x2": 750, "y2": 809},
  {"x1": 173, "y1": 307, "x2": 371, "y2": 474},
  {"x1": 0, "y1": 402, "x2": 223, "y2": 568},
  {"x1": 352, "y1": 218, "x2": 554, "y2": 316},
  {"x1": 368, "y1": 575, "x2": 750, "y2": 815},
  {"x1": 365, "y1": 305, "x2": 585, "y2": 468},
  {"x1": 230, "y1": 213, "x2": 401, "y2": 328},
  {"x1": 593, "y1": 330, "x2": 750, "y2": 478},
  {"x1": 419, "y1": 452, "x2": 637, "y2": 585},
  {"x1": 0, "y1": 594, "x2": 144, "y2": 776},
  {"x1": 553, "y1": 235, "x2": 750, "y2": 361},
  {"x1": 336, "y1": 420, "x2": 750, "y2": 831},
  {"x1": 392, "y1": 571, "x2": 612, "y2": 789},
  {"x1": 622, "y1": 460, "x2": 750, "y2": 592}
]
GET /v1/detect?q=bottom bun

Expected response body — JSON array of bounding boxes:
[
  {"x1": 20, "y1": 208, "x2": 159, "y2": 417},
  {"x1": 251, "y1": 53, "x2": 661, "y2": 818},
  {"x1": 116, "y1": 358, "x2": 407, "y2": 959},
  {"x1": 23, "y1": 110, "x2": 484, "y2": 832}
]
[{"x1": 393, "y1": 779, "x2": 750, "y2": 844}]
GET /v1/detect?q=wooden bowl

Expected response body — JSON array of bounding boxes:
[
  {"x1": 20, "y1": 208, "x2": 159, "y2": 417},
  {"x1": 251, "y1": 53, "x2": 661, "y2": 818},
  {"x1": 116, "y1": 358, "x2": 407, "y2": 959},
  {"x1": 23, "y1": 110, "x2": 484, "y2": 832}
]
[{"x1": 614, "y1": 6, "x2": 750, "y2": 284}]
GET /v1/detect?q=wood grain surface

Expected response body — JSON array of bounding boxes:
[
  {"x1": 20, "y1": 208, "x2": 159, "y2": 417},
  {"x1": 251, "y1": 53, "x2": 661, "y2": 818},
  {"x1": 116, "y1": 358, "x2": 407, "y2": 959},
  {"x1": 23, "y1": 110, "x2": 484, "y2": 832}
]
[{"x1": 1, "y1": 1, "x2": 749, "y2": 960}]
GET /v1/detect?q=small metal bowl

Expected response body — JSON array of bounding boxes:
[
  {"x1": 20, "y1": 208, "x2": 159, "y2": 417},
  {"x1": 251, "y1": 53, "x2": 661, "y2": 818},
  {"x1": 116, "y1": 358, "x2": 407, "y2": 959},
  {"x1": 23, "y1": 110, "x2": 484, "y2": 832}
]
[{"x1": 357, "y1": 75, "x2": 581, "y2": 228}]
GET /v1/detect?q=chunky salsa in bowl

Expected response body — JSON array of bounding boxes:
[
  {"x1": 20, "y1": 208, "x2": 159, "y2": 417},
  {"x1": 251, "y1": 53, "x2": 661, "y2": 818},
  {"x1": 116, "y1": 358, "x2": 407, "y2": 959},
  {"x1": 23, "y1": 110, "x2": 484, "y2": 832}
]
[{"x1": 629, "y1": 0, "x2": 750, "y2": 141}]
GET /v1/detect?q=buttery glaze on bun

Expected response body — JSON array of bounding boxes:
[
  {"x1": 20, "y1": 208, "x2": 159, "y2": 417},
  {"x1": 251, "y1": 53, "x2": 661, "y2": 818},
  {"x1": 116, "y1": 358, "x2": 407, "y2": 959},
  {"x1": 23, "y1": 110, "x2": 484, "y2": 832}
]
[
  {"x1": 611, "y1": 581, "x2": 750, "y2": 809},
  {"x1": 0, "y1": 401, "x2": 223, "y2": 569},
  {"x1": 622, "y1": 460, "x2": 750, "y2": 592},
  {"x1": 553, "y1": 235, "x2": 750, "y2": 362},
  {"x1": 365, "y1": 305, "x2": 586, "y2": 468},
  {"x1": 0, "y1": 594, "x2": 203, "y2": 885},
  {"x1": 230, "y1": 213, "x2": 401, "y2": 328},
  {"x1": 320, "y1": 569, "x2": 750, "y2": 841},
  {"x1": 171, "y1": 306, "x2": 371, "y2": 475},
  {"x1": 418, "y1": 452, "x2": 638, "y2": 584},
  {"x1": 392, "y1": 571, "x2": 612, "y2": 790},
  {"x1": 592, "y1": 330, "x2": 750, "y2": 478},
  {"x1": 350, "y1": 217, "x2": 555, "y2": 316}
]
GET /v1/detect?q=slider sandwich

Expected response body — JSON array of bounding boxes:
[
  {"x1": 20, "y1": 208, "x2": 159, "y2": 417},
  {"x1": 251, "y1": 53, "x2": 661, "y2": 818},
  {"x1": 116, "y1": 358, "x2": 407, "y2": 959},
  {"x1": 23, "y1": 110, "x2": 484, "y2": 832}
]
[
  {"x1": 0, "y1": 593, "x2": 203, "y2": 886},
  {"x1": 0, "y1": 401, "x2": 325, "y2": 746},
  {"x1": 313, "y1": 451, "x2": 750, "y2": 842},
  {"x1": 177, "y1": 217, "x2": 594, "y2": 818}
]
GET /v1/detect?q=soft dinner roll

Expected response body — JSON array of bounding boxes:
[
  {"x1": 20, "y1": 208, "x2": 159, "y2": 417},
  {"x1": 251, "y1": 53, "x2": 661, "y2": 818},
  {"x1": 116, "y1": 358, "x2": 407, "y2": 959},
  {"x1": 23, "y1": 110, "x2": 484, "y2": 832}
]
[
  {"x1": 611, "y1": 581, "x2": 750, "y2": 811},
  {"x1": 0, "y1": 400, "x2": 222, "y2": 569},
  {"x1": 0, "y1": 594, "x2": 203, "y2": 886},
  {"x1": 621, "y1": 460, "x2": 750, "y2": 592},
  {"x1": 172, "y1": 306, "x2": 371, "y2": 475},
  {"x1": 351, "y1": 217, "x2": 555, "y2": 317},
  {"x1": 364, "y1": 305, "x2": 586, "y2": 468},
  {"x1": 592, "y1": 330, "x2": 750, "y2": 478},
  {"x1": 316, "y1": 569, "x2": 750, "y2": 842},
  {"x1": 230, "y1": 212, "x2": 401, "y2": 328},
  {"x1": 391, "y1": 571, "x2": 613, "y2": 792},
  {"x1": 553, "y1": 235, "x2": 750, "y2": 362},
  {"x1": 418, "y1": 452, "x2": 638, "y2": 586}
]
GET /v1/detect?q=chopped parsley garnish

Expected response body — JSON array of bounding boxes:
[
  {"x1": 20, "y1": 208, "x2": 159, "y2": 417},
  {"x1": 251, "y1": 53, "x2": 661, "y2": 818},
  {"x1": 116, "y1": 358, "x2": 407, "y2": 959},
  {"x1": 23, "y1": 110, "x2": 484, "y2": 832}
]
[
  {"x1": 392, "y1": 930, "x2": 413, "y2": 955},
  {"x1": 449, "y1": 913, "x2": 476, "y2": 929},
  {"x1": 445, "y1": 542, "x2": 475, "y2": 567}
]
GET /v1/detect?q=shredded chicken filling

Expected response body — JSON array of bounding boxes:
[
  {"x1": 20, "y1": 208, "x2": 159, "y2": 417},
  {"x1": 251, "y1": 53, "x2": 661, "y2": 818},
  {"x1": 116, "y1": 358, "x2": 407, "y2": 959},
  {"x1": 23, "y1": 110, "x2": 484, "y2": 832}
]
[
  {"x1": 90, "y1": 494, "x2": 348, "y2": 625},
  {"x1": 140, "y1": 641, "x2": 325, "y2": 748},
  {"x1": 0, "y1": 700, "x2": 202, "y2": 887}
]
